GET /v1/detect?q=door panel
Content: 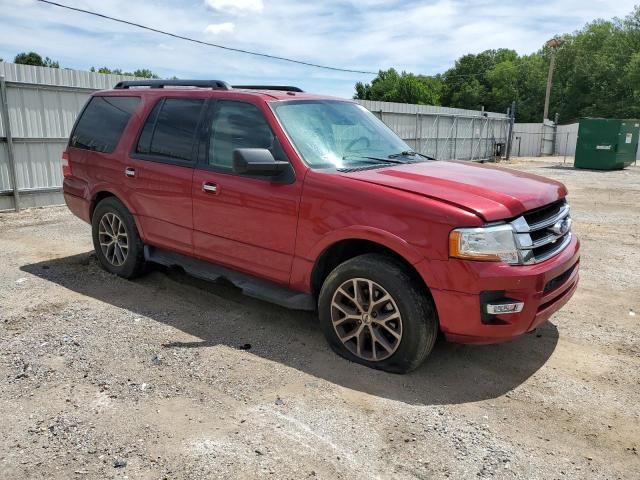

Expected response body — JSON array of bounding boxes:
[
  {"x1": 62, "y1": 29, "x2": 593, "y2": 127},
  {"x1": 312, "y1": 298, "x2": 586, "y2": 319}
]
[
  {"x1": 129, "y1": 159, "x2": 194, "y2": 255},
  {"x1": 191, "y1": 99, "x2": 302, "y2": 285},
  {"x1": 124, "y1": 97, "x2": 205, "y2": 255},
  {"x1": 192, "y1": 170, "x2": 301, "y2": 284}
]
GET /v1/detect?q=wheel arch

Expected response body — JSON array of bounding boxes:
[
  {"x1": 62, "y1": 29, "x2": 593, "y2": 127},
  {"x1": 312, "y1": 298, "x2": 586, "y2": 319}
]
[
  {"x1": 90, "y1": 189, "x2": 145, "y2": 240},
  {"x1": 310, "y1": 238, "x2": 432, "y2": 304},
  {"x1": 90, "y1": 191, "x2": 116, "y2": 219}
]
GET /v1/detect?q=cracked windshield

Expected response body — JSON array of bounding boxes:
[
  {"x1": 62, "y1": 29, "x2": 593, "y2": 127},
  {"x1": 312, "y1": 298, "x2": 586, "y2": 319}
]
[{"x1": 273, "y1": 100, "x2": 421, "y2": 168}]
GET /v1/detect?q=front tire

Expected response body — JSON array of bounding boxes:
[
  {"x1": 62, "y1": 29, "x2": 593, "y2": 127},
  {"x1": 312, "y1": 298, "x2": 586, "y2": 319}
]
[
  {"x1": 91, "y1": 197, "x2": 145, "y2": 279},
  {"x1": 318, "y1": 254, "x2": 438, "y2": 373}
]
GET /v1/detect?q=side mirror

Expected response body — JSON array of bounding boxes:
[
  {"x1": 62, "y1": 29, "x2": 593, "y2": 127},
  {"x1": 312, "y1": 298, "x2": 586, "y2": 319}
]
[{"x1": 233, "y1": 148, "x2": 289, "y2": 176}]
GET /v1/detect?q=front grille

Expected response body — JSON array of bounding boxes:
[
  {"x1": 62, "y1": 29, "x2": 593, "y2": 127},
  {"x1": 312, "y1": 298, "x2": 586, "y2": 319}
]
[
  {"x1": 522, "y1": 200, "x2": 565, "y2": 227},
  {"x1": 510, "y1": 198, "x2": 572, "y2": 264}
]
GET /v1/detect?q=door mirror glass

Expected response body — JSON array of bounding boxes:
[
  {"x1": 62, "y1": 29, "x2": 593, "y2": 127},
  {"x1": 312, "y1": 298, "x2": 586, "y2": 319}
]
[{"x1": 233, "y1": 148, "x2": 289, "y2": 176}]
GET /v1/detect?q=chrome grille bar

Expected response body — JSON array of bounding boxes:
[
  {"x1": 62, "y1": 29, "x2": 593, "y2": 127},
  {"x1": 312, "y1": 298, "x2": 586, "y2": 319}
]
[
  {"x1": 533, "y1": 233, "x2": 572, "y2": 263},
  {"x1": 510, "y1": 200, "x2": 572, "y2": 264},
  {"x1": 527, "y1": 203, "x2": 571, "y2": 231}
]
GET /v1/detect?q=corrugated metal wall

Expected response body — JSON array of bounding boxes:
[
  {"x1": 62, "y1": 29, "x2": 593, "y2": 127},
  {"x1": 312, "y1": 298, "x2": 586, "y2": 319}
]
[
  {"x1": 513, "y1": 121, "x2": 639, "y2": 161},
  {"x1": 357, "y1": 100, "x2": 510, "y2": 161},
  {"x1": 556, "y1": 123, "x2": 579, "y2": 156},
  {"x1": 0, "y1": 62, "x2": 139, "y2": 210},
  {"x1": 512, "y1": 121, "x2": 555, "y2": 157}
]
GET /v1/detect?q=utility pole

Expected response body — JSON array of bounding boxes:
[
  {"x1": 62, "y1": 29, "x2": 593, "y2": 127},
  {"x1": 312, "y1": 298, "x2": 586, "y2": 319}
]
[
  {"x1": 543, "y1": 37, "x2": 563, "y2": 121},
  {"x1": 0, "y1": 75, "x2": 20, "y2": 211}
]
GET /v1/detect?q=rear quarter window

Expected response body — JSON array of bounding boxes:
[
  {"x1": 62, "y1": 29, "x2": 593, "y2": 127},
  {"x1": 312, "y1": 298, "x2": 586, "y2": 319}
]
[{"x1": 70, "y1": 96, "x2": 140, "y2": 153}]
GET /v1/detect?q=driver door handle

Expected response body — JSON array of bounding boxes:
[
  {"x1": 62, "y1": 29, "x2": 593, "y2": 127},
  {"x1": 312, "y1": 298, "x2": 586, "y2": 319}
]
[{"x1": 202, "y1": 182, "x2": 218, "y2": 194}]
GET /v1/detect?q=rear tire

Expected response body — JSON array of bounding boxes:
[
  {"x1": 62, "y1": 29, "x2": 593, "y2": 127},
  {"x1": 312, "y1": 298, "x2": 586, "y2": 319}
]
[
  {"x1": 318, "y1": 253, "x2": 438, "y2": 374},
  {"x1": 91, "y1": 197, "x2": 145, "y2": 279}
]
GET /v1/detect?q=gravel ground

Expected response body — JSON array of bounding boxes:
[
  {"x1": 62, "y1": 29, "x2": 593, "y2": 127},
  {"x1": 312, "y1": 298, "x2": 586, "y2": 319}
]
[{"x1": 0, "y1": 157, "x2": 639, "y2": 479}]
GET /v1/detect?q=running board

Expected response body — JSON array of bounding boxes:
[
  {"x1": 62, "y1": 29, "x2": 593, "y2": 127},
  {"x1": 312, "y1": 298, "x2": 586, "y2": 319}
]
[{"x1": 144, "y1": 246, "x2": 315, "y2": 311}]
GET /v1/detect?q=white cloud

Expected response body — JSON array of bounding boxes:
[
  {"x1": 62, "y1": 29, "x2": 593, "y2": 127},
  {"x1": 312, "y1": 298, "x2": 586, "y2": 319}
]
[
  {"x1": 0, "y1": 0, "x2": 638, "y2": 98},
  {"x1": 204, "y1": 22, "x2": 235, "y2": 35},
  {"x1": 204, "y1": 0, "x2": 263, "y2": 15}
]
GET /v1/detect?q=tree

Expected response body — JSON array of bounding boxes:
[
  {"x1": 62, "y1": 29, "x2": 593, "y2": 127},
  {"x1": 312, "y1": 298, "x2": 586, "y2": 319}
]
[
  {"x1": 133, "y1": 69, "x2": 160, "y2": 79},
  {"x1": 624, "y1": 51, "x2": 640, "y2": 117},
  {"x1": 352, "y1": 5, "x2": 640, "y2": 122},
  {"x1": 14, "y1": 51, "x2": 59, "y2": 68},
  {"x1": 354, "y1": 68, "x2": 442, "y2": 105},
  {"x1": 89, "y1": 66, "x2": 160, "y2": 78},
  {"x1": 626, "y1": 52, "x2": 640, "y2": 88},
  {"x1": 440, "y1": 49, "x2": 518, "y2": 112}
]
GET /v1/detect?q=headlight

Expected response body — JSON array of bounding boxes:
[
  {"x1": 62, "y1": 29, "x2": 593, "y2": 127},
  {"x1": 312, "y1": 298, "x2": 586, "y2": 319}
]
[{"x1": 449, "y1": 224, "x2": 519, "y2": 264}]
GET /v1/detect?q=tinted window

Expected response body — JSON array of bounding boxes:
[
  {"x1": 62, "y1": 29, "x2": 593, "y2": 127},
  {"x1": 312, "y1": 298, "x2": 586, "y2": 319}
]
[
  {"x1": 135, "y1": 101, "x2": 161, "y2": 155},
  {"x1": 209, "y1": 101, "x2": 282, "y2": 168},
  {"x1": 71, "y1": 96, "x2": 140, "y2": 153},
  {"x1": 136, "y1": 98, "x2": 204, "y2": 161}
]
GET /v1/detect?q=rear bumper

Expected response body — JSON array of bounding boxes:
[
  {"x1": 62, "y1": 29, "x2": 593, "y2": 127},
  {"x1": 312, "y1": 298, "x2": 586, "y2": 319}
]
[
  {"x1": 418, "y1": 235, "x2": 580, "y2": 344},
  {"x1": 64, "y1": 191, "x2": 91, "y2": 223}
]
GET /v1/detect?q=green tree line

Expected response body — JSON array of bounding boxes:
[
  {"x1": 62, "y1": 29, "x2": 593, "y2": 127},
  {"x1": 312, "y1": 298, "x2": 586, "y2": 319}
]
[
  {"x1": 5, "y1": 51, "x2": 160, "y2": 79},
  {"x1": 355, "y1": 6, "x2": 640, "y2": 122}
]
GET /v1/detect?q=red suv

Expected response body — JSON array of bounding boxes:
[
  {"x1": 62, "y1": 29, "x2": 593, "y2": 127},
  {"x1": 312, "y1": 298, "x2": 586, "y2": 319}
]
[{"x1": 63, "y1": 80, "x2": 580, "y2": 373}]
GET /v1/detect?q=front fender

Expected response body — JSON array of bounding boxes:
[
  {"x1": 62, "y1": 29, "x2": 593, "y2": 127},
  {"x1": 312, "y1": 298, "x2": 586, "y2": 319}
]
[
  {"x1": 308, "y1": 225, "x2": 425, "y2": 265},
  {"x1": 288, "y1": 225, "x2": 438, "y2": 294}
]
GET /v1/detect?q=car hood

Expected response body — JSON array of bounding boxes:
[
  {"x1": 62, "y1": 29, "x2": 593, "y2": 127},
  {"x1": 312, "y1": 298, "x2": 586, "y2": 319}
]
[{"x1": 340, "y1": 160, "x2": 567, "y2": 222}]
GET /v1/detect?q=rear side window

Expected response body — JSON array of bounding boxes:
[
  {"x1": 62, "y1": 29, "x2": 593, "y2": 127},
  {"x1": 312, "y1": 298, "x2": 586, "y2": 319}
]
[
  {"x1": 136, "y1": 98, "x2": 204, "y2": 162},
  {"x1": 70, "y1": 96, "x2": 140, "y2": 153}
]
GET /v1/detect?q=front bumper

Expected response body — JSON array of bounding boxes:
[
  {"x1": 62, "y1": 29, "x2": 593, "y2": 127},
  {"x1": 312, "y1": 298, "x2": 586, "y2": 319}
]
[{"x1": 417, "y1": 234, "x2": 580, "y2": 344}]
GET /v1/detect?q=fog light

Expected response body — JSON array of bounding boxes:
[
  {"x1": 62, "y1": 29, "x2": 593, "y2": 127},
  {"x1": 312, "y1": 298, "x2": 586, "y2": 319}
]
[{"x1": 486, "y1": 301, "x2": 524, "y2": 315}]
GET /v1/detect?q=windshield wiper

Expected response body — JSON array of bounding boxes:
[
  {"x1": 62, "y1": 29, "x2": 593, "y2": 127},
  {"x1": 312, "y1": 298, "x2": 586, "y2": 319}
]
[
  {"x1": 342, "y1": 154, "x2": 407, "y2": 165},
  {"x1": 388, "y1": 150, "x2": 434, "y2": 160},
  {"x1": 388, "y1": 150, "x2": 417, "y2": 158}
]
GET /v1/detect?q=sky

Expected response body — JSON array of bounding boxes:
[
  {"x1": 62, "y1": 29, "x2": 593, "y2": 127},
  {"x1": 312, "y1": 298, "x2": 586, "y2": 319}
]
[{"x1": 0, "y1": 0, "x2": 638, "y2": 98}]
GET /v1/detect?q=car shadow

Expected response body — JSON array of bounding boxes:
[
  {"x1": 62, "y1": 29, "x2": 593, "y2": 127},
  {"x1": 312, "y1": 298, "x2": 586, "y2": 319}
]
[{"x1": 21, "y1": 253, "x2": 559, "y2": 406}]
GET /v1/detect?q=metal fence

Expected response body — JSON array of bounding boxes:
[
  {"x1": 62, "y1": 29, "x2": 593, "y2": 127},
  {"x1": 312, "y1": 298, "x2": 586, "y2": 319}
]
[
  {"x1": 556, "y1": 123, "x2": 579, "y2": 157},
  {"x1": 512, "y1": 121, "x2": 554, "y2": 157},
  {"x1": 357, "y1": 100, "x2": 510, "y2": 162},
  {"x1": 512, "y1": 121, "x2": 576, "y2": 158},
  {"x1": 513, "y1": 121, "x2": 639, "y2": 161},
  {"x1": 0, "y1": 62, "x2": 139, "y2": 211},
  {"x1": 0, "y1": 62, "x2": 511, "y2": 211}
]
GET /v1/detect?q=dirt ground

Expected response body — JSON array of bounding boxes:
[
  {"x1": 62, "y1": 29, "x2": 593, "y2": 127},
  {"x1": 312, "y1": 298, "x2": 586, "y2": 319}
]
[{"x1": 0, "y1": 157, "x2": 638, "y2": 479}]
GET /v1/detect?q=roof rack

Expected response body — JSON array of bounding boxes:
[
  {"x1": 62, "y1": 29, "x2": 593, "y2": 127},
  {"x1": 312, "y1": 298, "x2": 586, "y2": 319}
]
[
  {"x1": 113, "y1": 80, "x2": 232, "y2": 90},
  {"x1": 232, "y1": 85, "x2": 304, "y2": 92}
]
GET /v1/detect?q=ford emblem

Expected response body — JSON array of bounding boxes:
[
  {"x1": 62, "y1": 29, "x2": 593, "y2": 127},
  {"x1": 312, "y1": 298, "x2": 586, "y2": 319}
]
[{"x1": 549, "y1": 217, "x2": 571, "y2": 236}]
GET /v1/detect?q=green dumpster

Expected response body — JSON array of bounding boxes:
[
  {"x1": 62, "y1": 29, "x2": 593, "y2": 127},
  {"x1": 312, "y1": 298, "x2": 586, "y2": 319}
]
[{"x1": 575, "y1": 118, "x2": 639, "y2": 170}]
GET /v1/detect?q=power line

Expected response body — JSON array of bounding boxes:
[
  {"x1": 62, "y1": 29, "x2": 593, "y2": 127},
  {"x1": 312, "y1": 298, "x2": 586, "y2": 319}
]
[
  {"x1": 35, "y1": 0, "x2": 546, "y2": 82},
  {"x1": 36, "y1": 0, "x2": 377, "y2": 75}
]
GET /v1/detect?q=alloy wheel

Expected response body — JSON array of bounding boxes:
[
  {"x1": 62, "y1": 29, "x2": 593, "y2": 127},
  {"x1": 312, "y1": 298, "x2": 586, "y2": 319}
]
[
  {"x1": 98, "y1": 212, "x2": 129, "y2": 267},
  {"x1": 330, "y1": 277, "x2": 403, "y2": 361}
]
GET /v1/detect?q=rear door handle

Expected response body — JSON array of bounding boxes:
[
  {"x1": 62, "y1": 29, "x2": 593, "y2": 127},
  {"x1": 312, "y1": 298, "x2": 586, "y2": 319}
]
[
  {"x1": 125, "y1": 167, "x2": 136, "y2": 178},
  {"x1": 202, "y1": 182, "x2": 218, "y2": 193}
]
